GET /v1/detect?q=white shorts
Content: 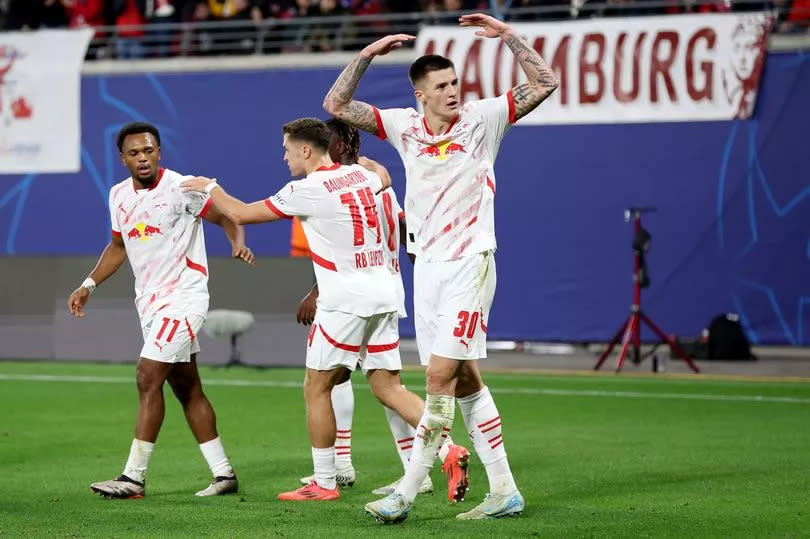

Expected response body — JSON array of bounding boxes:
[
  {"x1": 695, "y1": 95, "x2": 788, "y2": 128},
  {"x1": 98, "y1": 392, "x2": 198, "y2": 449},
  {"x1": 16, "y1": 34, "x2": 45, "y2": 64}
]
[
  {"x1": 140, "y1": 313, "x2": 204, "y2": 363},
  {"x1": 307, "y1": 309, "x2": 401, "y2": 374},
  {"x1": 414, "y1": 251, "x2": 496, "y2": 366}
]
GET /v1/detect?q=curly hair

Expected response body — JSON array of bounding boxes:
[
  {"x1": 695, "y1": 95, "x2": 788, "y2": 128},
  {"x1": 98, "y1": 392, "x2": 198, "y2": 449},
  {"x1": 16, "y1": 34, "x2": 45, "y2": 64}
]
[{"x1": 326, "y1": 117, "x2": 360, "y2": 161}]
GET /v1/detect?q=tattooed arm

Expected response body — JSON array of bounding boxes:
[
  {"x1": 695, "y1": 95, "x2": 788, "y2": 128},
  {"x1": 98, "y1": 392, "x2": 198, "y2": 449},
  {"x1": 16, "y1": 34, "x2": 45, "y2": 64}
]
[
  {"x1": 322, "y1": 33, "x2": 415, "y2": 134},
  {"x1": 459, "y1": 13, "x2": 558, "y2": 121}
]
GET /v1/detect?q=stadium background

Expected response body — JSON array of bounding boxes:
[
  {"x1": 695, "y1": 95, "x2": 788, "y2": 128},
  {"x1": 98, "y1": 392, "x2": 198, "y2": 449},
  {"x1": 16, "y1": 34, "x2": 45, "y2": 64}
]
[{"x1": 0, "y1": 46, "x2": 808, "y2": 362}]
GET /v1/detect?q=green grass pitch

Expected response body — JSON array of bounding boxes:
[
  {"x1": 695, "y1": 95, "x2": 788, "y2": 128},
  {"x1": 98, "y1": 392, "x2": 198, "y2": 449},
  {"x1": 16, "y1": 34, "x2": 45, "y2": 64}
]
[{"x1": 0, "y1": 360, "x2": 808, "y2": 537}]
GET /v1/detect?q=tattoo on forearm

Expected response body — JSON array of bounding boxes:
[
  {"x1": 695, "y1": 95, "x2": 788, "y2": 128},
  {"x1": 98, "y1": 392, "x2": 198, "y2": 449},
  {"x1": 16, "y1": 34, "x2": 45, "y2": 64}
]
[
  {"x1": 502, "y1": 33, "x2": 558, "y2": 119},
  {"x1": 503, "y1": 33, "x2": 558, "y2": 90},
  {"x1": 345, "y1": 101, "x2": 377, "y2": 132},
  {"x1": 325, "y1": 55, "x2": 372, "y2": 108}
]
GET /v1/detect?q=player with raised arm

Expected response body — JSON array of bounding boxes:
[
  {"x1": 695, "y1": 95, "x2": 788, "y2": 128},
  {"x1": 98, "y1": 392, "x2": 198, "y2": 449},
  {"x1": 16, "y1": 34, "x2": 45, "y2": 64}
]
[
  {"x1": 296, "y1": 119, "x2": 470, "y2": 500},
  {"x1": 68, "y1": 122, "x2": 255, "y2": 499},
  {"x1": 323, "y1": 13, "x2": 559, "y2": 522},
  {"x1": 180, "y1": 117, "x2": 453, "y2": 502}
]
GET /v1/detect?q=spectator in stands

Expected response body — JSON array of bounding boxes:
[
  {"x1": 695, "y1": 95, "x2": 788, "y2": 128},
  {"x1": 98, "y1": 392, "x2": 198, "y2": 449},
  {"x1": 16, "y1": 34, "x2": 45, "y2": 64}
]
[
  {"x1": 180, "y1": 0, "x2": 217, "y2": 55},
  {"x1": 112, "y1": 0, "x2": 147, "y2": 59},
  {"x1": 309, "y1": 0, "x2": 349, "y2": 52},
  {"x1": 63, "y1": 0, "x2": 108, "y2": 58},
  {"x1": 777, "y1": 0, "x2": 810, "y2": 32},
  {"x1": 146, "y1": 0, "x2": 179, "y2": 57},
  {"x1": 219, "y1": 0, "x2": 264, "y2": 54},
  {"x1": 4, "y1": 0, "x2": 68, "y2": 30}
]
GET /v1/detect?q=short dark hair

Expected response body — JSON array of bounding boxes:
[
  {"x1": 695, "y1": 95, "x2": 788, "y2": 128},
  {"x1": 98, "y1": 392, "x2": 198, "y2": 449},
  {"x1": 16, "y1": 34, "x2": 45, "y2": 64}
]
[
  {"x1": 282, "y1": 117, "x2": 332, "y2": 152},
  {"x1": 117, "y1": 122, "x2": 160, "y2": 152},
  {"x1": 409, "y1": 55, "x2": 455, "y2": 85},
  {"x1": 326, "y1": 118, "x2": 360, "y2": 161}
]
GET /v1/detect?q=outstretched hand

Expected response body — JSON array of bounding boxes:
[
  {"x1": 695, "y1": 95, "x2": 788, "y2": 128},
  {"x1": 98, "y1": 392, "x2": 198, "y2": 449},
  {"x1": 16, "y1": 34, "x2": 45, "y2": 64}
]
[
  {"x1": 181, "y1": 176, "x2": 216, "y2": 193},
  {"x1": 232, "y1": 245, "x2": 255, "y2": 265},
  {"x1": 67, "y1": 287, "x2": 90, "y2": 318},
  {"x1": 362, "y1": 34, "x2": 416, "y2": 58},
  {"x1": 459, "y1": 13, "x2": 511, "y2": 38}
]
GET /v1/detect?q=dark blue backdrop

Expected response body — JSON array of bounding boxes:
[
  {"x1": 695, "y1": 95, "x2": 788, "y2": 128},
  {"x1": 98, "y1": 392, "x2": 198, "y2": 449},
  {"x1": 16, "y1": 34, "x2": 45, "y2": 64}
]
[{"x1": 2, "y1": 52, "x2": 808, "y2": 343}]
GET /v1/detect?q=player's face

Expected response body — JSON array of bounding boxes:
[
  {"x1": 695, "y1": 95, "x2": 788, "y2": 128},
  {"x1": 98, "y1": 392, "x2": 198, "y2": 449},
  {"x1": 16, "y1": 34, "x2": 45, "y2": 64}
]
[
  {"x1": 283, "y1": 134, "x2": 307, "y2": 176},
  {"x1": 415, "y1": 67, "x2": 459, "y2": 121},
  {"x1": 327, "y1": 132, "x2": 344, "y2": 162},
  {"x1": 120, "y1": 133, "x2": 160, "y2": 187}
]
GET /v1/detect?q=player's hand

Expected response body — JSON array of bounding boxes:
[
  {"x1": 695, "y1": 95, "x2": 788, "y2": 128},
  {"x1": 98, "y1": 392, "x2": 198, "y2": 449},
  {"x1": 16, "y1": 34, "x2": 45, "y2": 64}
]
[
  {"x1": 181, "y1": 176, "x2": 216, "y2": 193},
  {"x1": 67, "y1": 287, "x2": 90, "y2": 318},
  {"x1": 459, "y1": 13, "x2": 512, "y2": 39},
  {"x1": 358, "y1": 156, "x2": 391, "y2": 191},
  {"x1": 361, "y1": 34, "x2": 415, "y2": 58},
  {"x1": 296, "y1": 291, "x2": 318, "y2": 325},
  {"x1": 232, "y1": 244, "x2": 255, "y2": 265}
]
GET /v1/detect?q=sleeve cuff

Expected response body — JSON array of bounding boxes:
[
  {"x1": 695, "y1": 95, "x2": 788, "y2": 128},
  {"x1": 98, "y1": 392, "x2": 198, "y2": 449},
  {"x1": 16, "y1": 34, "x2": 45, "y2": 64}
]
[
  {"x1": 198, "y1": 197, "x2": 214, "y2": 219},
  {"x1": 372, "y1": 106, "x2": 387, "y2": 141},
  {"x1": 112, "y1": 229, "x2": 122, "y2": 238},
  {"x1": 506, "y1": 89, "x2": 516, "y2": 124},
  {"x1": 265, "y1": 198, "x2": 292, "y2": 219}
]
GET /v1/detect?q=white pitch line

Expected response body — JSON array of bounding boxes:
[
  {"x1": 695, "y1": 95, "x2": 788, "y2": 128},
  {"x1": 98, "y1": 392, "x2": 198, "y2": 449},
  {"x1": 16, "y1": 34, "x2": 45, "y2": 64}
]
[{"x1": 1, "y1": 373, "x2": 809, "y2": 404}]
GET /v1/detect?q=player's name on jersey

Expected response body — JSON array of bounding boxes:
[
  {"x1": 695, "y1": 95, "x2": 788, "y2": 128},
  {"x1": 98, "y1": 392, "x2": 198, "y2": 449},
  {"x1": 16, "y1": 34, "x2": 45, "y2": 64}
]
[{"x1": 322, "y1": 170, "x2": 372, "y2": 193}]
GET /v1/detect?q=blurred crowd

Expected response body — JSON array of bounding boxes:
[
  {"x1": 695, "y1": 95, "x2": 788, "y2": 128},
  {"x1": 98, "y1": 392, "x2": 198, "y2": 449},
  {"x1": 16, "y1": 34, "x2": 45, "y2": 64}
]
[{"x1": 0, "y1": 0, "x2": 807, "y2": 58}]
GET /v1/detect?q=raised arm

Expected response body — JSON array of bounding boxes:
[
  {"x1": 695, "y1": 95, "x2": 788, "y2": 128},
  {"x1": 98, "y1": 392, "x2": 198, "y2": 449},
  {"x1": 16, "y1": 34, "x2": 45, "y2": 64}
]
[
  {"x1": 67, "y1": 235, "x2": 127, "y2": 318},
  {"x1": 459, "y1": 14, "x2": 559, "y2": 121},
  {"x1": 181, "y1": 177, "x2": 281, "y2": 225},
  {"x1": 322, "y1": 34, "x2": 415, "y2": 133}
]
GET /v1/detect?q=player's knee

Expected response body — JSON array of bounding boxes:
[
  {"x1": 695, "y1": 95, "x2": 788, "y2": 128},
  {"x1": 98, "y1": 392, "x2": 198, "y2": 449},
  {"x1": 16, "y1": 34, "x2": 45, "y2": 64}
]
[
  {"x1": 136, "y1": 363, "x2": 164, "y2": 394},
  {"x1": 368, "y1": 375, "x2": 397, "y2": 405},
  {"x1": 170, "y1": 377, "x2": 197, "y2": 405},
  {"x1": 425, "y1": 369, "x2": 453, "y2": 394},
  {"x1": 303, "y1": 373, "x2": 329, "y2": 401},
  {"x1": 455, "y1": 368, "x2": 483, "y2": 397}
]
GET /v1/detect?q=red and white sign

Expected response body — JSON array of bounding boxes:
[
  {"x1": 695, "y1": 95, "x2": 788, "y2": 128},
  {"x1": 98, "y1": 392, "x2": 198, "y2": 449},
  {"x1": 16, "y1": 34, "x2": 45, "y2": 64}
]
[
  {"x1": 416, "y1": 14, "x2": 772, "y2": 124},
  {"x1": 0, "y1": 29, "x2": 92, "y2": 173}
]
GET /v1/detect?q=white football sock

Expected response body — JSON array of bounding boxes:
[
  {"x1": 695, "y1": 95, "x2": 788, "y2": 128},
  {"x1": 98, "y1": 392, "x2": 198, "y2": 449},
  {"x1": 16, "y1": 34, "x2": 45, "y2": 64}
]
[
  {"x1": 312, "y1": 446, "x2": 337, "y2": 490},
  {"x1": 199, "y1": 436, "x2": 234, "y2": 478},
  {"x1": 384, "y1": 404, "x2": 415, "y2": 471},
  {"x1": 458, "y1": 386, "x2": 517, "y2": 495},
  {"x1": 394, "y1": 394, "x2": 454, "y2": 503},
  {"x1": 122, "y1": 438, "x2": 154, "y2": 484},
  {"x1": 331, "y1": 379, "x2": 354, "y2": 473}
]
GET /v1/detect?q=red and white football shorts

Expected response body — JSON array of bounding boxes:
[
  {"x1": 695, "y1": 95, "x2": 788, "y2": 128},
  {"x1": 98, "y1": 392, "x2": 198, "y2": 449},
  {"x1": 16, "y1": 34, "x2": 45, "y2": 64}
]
[
  {"x1": 306, "y1": 309, "x2": 401, "y2": 373},
  {"x1": 414, "y1": 250, "x2": 496, "y2": 365},
  {"x1": 140, "y1": 313, "x2": 204, "y2": 363}
]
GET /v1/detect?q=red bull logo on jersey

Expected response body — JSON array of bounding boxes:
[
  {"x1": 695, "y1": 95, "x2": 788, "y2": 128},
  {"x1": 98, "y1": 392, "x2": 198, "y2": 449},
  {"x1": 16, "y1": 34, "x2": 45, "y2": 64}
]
[
  {"x1": 416, "y1": 140, "x2": 466, "y2": 161},
  {"x1": 127, "y1": 222, "x2": 162, "y2": 241}
]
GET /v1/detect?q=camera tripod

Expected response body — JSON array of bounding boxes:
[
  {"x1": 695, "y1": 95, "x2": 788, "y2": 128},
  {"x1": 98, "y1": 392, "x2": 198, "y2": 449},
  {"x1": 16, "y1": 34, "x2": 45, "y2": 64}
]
[{"x1": 593, "y1": 208, "x2": 700, "y2": 373}]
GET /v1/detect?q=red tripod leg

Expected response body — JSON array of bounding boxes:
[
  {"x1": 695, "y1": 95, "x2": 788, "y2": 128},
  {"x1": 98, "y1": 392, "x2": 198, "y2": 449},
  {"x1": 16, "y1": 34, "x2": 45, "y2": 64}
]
[
  {"x1": 594, "y1": 316, "x2": 630, "y2": 370},
  {"x1": 639, "y1": 312, "x2": 701, "y2": 373},
  {"x1": 616, "y1": 312, "x2": 639, "y2": 371}
]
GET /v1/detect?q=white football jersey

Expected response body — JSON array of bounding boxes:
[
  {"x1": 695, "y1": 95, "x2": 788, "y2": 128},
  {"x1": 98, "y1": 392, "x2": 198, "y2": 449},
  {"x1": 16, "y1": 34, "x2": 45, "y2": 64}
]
[
  {"x1": 265, "y1": 163, "x2": 399, "y2": 317},
  {"x1": 109, "y1": 168, "x2": 212, "y2": 324},
  {"x1": 376, "y1": 187, "x2": 406, "y2": 318},
  {"x1": 373, "y1": 92, "x2": 515, "y2": 262}
]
